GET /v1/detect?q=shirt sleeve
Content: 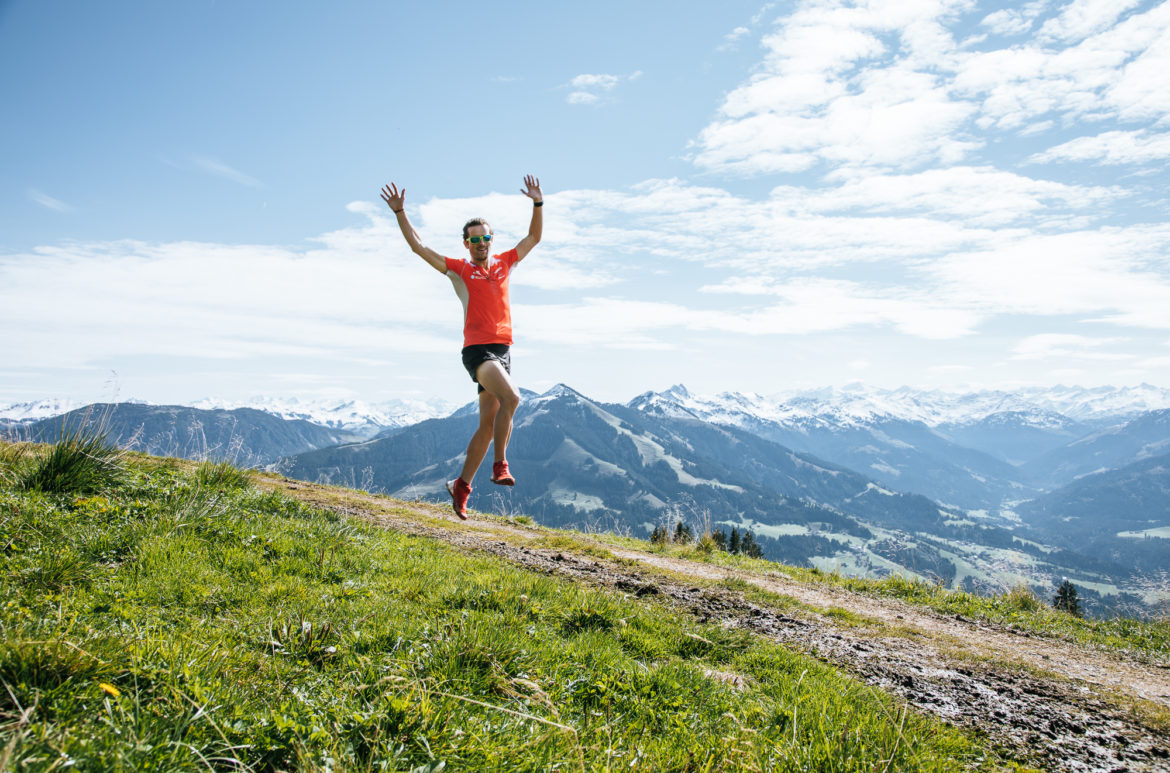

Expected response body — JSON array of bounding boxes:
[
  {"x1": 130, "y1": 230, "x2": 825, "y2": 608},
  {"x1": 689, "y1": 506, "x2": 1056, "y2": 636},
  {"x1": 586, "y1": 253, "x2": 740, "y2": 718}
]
[
  {"x1": 499, "y1": 249, "x2": 520, "y2": 270},
  {"x1": 443, "y1": 256, "x2": 462, "y2": 274}
]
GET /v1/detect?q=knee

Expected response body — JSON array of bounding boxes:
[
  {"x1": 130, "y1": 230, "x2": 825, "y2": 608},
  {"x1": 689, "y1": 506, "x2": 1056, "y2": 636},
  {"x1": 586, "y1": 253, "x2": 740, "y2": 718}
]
[{"x1": 499, "y1": 389, "x2": 520, "y2": 413}]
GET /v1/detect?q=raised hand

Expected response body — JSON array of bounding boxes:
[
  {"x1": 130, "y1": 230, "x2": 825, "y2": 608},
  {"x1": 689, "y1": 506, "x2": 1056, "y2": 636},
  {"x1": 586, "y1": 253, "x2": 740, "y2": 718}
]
[
  {"x1": 520, "y1": 175, "x2": 542, "y2": 203},
  {"x1": 380, "y1": 182, "x2": 406, "y2": 213}
]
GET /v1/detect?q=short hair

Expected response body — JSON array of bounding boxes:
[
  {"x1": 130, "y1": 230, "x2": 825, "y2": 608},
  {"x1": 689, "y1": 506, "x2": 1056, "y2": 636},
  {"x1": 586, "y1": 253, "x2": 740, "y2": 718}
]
[{"x1": 462, "y1": 217, "x2": 491, "y2": 241}]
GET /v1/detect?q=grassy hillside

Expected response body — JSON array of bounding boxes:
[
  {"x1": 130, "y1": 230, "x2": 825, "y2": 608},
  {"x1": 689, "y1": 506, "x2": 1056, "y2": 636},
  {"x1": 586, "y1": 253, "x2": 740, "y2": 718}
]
[{"x1": 0, "y1": 439, "x2": 1003, "y2": 771}]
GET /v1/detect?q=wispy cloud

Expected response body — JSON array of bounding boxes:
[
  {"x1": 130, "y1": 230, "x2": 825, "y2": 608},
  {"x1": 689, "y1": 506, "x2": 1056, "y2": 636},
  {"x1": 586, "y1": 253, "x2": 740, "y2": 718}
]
[
  {"x1": 717, "y1": 26, "x2": 752, "y2": 51},
  {"x1": 718, "y1": 3, "x2": 778, "y2": 51},
  {"x1": 1037, "y1": 0, "x2": 1144, "y2": 42},
  {"x1": 564, "y1": 71, "x2": 642, "y2": 105},
  {"x1": 192, "y1": 156, "x2": 263, "y2": 188},
  {"x1": 1011, "y1": 334, "x2": 1133, "y2": 361},
  {"x1": 981, "y1": 5, "x2": 1044, "y2": 37},
  {"x1": 1030, "y1": 130, "x2": 1170, "y2": 164},
  {"x1": 27, "y1": 189, "x2": 72, "y2": 212}
]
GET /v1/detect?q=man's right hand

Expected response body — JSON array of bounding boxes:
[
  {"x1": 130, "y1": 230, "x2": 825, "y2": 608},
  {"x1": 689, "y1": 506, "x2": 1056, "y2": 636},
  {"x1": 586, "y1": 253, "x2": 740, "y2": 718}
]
[
  {"x1": 381, "y1": 181, "x2": 446, "y2": 274},
  {"x1": 380, "y1": 183, "x2": 406, "y2": 213}
]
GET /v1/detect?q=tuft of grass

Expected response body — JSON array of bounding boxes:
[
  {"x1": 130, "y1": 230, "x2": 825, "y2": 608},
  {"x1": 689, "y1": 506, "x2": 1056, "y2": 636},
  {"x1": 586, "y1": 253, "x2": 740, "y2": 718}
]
[
  {"x1": 20, "y1": 425, "x2": 126, "y2": 496},
  {"x1": 18, "y1": 547, "x2": 92, "y2": 591},
  {"x1": 1004, "y1": 583, "x2": 1043, "y2": 614},
  {"x1": 194, "y1": 459, "x2": 253, "y2": 491}
]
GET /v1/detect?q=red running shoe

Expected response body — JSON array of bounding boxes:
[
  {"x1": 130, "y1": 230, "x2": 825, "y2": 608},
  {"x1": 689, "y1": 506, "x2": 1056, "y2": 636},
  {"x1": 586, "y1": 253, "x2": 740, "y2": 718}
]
[
  {"x1": 446, "y1": 477, "x2": 471, "y2": 519},
  {"x1": 491, "y1": 460, "x2": 515, "y2": 486}
]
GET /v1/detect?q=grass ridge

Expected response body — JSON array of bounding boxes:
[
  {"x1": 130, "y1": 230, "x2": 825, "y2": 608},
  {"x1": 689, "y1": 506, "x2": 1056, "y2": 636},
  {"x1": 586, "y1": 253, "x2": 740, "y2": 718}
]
[{"x1": 0, "y1": 441, "x2": 1007, "y2": 771}]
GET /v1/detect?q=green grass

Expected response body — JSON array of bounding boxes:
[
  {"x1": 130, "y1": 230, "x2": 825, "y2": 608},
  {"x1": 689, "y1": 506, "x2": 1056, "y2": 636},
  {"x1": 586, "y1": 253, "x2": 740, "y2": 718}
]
[
  {"x1": 193, "y1": 459, "x2": 253, "y2": 491},
  {"x1": 0, "y1": 443, "x2": 1005, "y2": 771},
  {"x1": 15, "y1": 426, "x2": 126, "y2": 496}
]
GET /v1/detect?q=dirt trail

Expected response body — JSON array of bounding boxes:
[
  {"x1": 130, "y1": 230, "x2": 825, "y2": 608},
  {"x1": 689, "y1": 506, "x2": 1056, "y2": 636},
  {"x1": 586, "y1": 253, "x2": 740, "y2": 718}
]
[{"x1": 266, "y1": 479, "x2": 1170, "y2": 773}]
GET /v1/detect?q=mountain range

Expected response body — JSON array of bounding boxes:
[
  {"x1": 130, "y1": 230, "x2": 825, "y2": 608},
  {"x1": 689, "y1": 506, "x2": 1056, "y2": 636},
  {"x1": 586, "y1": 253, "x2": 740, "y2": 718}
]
[
  {"x1": 280, "y1": 383, "x2": 1169, "y2": 616},
  {"x1": 6, "y1": 383, "x2": 1169, "y2": 615},
  {"x1": 11, "y1": 403, "x2": 360, "y2": 466},
  {"x1": 0, "y1": 395, "x2": 455, "y2": 439}
]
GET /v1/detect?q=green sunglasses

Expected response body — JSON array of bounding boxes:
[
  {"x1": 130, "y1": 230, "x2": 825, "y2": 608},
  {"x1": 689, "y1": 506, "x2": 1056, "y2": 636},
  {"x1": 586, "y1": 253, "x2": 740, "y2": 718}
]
[{"x1": 466, "y1": 234, "x2": 493, "y2": 244}]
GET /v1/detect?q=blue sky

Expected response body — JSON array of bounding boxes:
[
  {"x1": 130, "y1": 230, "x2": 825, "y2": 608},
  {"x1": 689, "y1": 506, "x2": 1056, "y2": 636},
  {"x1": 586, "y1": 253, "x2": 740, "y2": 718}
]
[{"x1": 3, "y1": 0, "x2": 1170, "y2": 407}]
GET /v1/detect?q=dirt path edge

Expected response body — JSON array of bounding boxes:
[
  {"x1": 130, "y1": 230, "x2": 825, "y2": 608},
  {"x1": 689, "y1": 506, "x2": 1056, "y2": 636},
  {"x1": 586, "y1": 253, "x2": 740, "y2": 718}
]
[{"x1": 268, "y1": 479, "x2": 1170, "y2": 773}]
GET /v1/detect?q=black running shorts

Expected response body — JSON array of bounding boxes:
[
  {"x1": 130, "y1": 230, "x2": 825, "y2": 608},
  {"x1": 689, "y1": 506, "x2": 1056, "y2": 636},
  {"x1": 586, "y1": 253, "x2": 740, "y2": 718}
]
[{"x1": 461, "y1": 344, "x2": 511, "y2": 394}]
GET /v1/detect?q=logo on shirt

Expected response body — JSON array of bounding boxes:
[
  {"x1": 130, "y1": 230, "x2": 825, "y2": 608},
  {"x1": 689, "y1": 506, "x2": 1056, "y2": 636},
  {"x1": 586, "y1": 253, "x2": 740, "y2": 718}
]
[{"x1": 470, "y1": 260, "x2": 507, "y2": 282}]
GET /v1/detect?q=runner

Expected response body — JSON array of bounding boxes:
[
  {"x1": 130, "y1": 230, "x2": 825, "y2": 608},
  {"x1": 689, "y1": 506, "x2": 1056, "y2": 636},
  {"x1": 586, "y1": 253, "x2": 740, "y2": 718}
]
[{"x1": 380, "y1": 175, "x2": 543, "y2": 518}]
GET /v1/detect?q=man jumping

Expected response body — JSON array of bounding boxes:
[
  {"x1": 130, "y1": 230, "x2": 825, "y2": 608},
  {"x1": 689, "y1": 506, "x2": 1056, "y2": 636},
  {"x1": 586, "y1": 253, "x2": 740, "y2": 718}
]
[{"x1": 380, "y1": 175, "x2": 543, "y2": 519}]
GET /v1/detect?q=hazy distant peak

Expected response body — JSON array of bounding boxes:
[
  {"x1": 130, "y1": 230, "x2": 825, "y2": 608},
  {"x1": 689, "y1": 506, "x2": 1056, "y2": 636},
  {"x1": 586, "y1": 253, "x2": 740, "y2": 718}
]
[
  {"x1": 0, "y1": 398, "x2": 84, "y2": 423},
  {"x1": 626, "y1": 384, "x2": 1170, "y2": 429},
  {"x1": 190, "y1": 395, "x2": 456, "y2": 438}
]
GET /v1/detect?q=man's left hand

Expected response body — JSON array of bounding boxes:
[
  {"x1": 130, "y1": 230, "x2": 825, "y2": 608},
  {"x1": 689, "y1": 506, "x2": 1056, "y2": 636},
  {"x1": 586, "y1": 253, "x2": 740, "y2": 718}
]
[{"x1": 521, "y1": 175, "x2": 542, "y2": 203}]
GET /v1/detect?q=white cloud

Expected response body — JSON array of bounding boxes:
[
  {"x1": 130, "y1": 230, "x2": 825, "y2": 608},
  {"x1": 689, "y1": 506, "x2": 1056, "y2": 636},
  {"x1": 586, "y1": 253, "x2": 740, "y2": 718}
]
[
  {"x1": 27, "y1": 189, "x2": 73, "y2": 212},
  {"x1": 691, "y1": 0, "x2": 1170, "y2": 175},
  {"x1": 570, "y1": 73, "x2": 621, "y2": 90},
  {"x1": 926, "y1": 226, "x2": 1170, "y2": 327},
  {"x1": 691, "y1": 1, "x2": 983, "y2": 174},
  {"x1": 0, "y1": 222, "x2": 460, "y2": 370},
  {"x1": 981, "y1": 6, "x2": 1042, "y2": 37},
  {"x1": 564, "y1": 71, "x2": 642, "y2": 105},
  {"x1": 776, "y1": 166, "x2": 1121, "y2": 225},
  {"x1": 567, "y1": 91, "x2": 600, "y2": 105},
  {"x1": 956, "y1": 1, "x2": 1170, "y2": 129},
  {"x1": 513, "y1": 261, "x2": 618, "y2": 291},
  {"x1": 1030, "y1": 129, "x2": 1170, "y2": 164},
  {"x1": 1038, "y1": 0, "x2": 1144, "y2": 43},
  {"x1": 718, "y1": 25, "x2": 752, "y2": 51},
  {"x1": 698, "y1": 276, "x2": 981, "y2": 339},
  {"x1": 7, "y1": 156, "x2": 1170, "y2": 401}
]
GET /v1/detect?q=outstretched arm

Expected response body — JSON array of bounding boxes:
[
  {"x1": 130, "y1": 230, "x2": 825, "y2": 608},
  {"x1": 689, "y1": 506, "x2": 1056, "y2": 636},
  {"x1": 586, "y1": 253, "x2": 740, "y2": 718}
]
[
  {"x1": 380, "y1": 182, "x2": 446, "y2": 274},
  {"x1": 514, "y1": 174, "x2": 543, "y2": 261}
]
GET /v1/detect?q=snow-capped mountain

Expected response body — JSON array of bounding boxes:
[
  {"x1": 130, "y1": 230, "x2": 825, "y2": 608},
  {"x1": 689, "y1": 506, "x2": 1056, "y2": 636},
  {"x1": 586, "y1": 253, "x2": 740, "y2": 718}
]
[
  {"x1": 629, "y1": 383, "x2": 1170, "y2": 430},
  {"x1": 4, "y1": 394, "x2": 456, "y2": 439},
  {"x1": 192, "y1": 396, "x2": 455, "y2": 438},
  {"x1": 626, "y1": 383, "x2": 1170, "y2": 508},
  {"x1": 19, "y1": 402, "x2": 358, "y2": 466},
  {"x1": 1, "y1": 398, "x2": 86, "y2": 425}
]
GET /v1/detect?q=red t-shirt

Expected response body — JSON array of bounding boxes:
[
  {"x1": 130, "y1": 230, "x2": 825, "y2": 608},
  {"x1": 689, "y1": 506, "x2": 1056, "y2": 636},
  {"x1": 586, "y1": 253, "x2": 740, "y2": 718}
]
[{"x1": 444, "y1": 249, "x2": 520, "y2": 347}]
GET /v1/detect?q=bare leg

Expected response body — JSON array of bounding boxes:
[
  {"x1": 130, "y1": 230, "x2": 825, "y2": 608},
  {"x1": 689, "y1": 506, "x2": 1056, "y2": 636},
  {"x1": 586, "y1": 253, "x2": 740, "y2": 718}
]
[
  {"x1": 460, "y1": 390, "x2": 499, "y2": 483},
  {"x1": 475, "y1": 360, "x2": 521, "y2": 463}
]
